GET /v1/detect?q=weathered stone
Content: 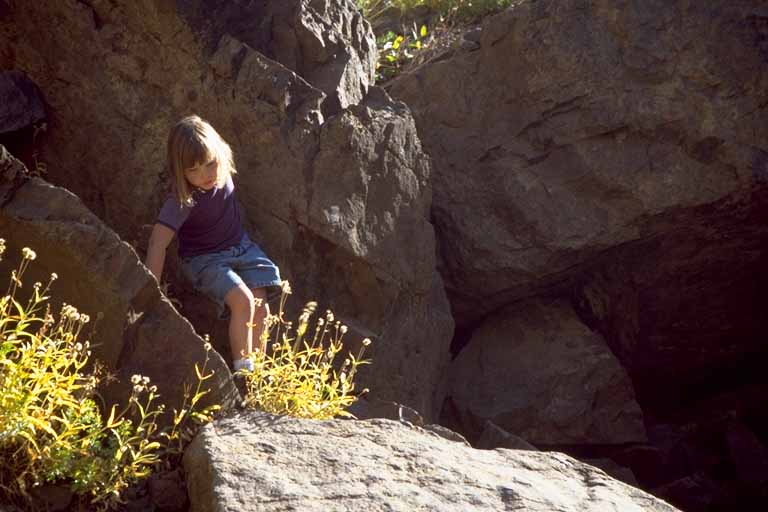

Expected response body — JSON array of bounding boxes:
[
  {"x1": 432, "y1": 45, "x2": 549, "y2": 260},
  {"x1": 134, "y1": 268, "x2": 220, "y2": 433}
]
[
  {"x1": 387, "y1": 2, "x2": 768, "y2": 503},
  {"x1": 421, "y1": 423, "x2": 469, "y2": 445},
  {"x1": 582, "y1": 459, "x2": 638, "y2": 488},
  {"x1": 0, "y1": 70, "x2": 45, "y2": 134},
  {"x1": 475, "y1": 420, "x2": 537, "y2": 451},
  {"x1": 148, "y1": 468, "x2": 189, "y2": 512},
  {"x1": 390, "y1": 0, "x2": 768, "y2": 323},
  {"x1": 178, "y1": 0, "x2": 376, "y2": 116},
  {"x1": 449, "y1": 298, "x2": 646, "y2": 445},
  {"x1": 0, "y1": 146, "x2": 238, "y2": 419},
  {"x1": 387, "y1": 0, "x2": 768, "y2": 390},
  {"x1": 347, "y1": 397, "x2": 424, "y2": 426},
  {"x1": 183, "y1": 410, "x2": 680, "y2": 512}
]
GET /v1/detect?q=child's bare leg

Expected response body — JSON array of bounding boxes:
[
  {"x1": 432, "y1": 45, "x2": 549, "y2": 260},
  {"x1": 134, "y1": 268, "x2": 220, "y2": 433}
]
[
  {"x1": 224, "y1": 285, "x2": 255, "y2": 362},
  {"x1": 250, "y1": 287, "x2": 269, "y2": 353}
]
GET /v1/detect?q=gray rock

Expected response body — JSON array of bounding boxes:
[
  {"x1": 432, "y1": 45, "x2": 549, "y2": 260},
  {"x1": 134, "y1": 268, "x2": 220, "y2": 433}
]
[
  {"x1": 183, "y1": 410, "x2": 680, "y2": 512},
  {"x1": 421, "y1": 424, "x2": 469, "y2": 445},
  {"x1": 347, "y1": 397, "x2": 425, "y2": 426},
  {"x1": 179, "y1": 0, "x2": 376, "y2": 116},
  {"x1": 449, "y1": 298, "x2": 646, "y2": 445}
]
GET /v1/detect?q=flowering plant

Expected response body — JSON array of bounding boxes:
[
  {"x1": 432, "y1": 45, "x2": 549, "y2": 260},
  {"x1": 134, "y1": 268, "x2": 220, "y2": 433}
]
[{"x1": 0, "y1": 239, "x2": 219, "y2": 510}]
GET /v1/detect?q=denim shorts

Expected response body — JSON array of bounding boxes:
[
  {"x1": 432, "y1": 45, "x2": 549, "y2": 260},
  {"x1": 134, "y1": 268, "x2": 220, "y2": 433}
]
[{"x1": 180, "y1": 234, "x2": 282, "y2": 318}]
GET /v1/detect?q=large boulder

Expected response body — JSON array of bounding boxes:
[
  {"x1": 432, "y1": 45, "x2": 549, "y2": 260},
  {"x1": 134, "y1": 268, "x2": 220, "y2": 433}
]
[
  {"x1": 0, "y1": 0, "x2": 453, "y2": 419},
  {"x1": 387, "y1": 0, "x2": 768, "y2": 437},
  {"x1": 388, "y1": 1, "x2": 768, "y2": 506},
  {"x1": 0, "y1": 145, "x2": 238, "y2": 418},
  {"x1": 177, "y1": 0, "x2": 376, "y2": 116},
  {"x1": 448, "y1": 298, "x2": 646, "y2": 445},
  {"x1": 183, "y1": 410, "x2": 680, "y2": 512},
  {"x1": 388, "y1": 0, "x2": 768, "y2": 321}
]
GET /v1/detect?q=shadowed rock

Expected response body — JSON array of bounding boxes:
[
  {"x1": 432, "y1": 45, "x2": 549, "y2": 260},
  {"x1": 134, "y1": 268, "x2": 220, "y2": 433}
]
[
  {"x1": 0, "y1": 71, "x2": 45, "y2": 135},
  {"x1": 449, "y1": 298, "x2": 645, "y2": 445}
]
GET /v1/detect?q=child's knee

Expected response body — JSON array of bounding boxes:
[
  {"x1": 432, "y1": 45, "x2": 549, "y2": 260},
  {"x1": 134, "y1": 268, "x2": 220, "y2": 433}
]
[{"x1": 224, "y1": 285, "x2": 254, "y2": 314}]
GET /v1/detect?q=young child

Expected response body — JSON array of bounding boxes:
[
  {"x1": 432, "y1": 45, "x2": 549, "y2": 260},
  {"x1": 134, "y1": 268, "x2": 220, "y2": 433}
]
[{"x1": 145, "y1": 115, "x2": 281, "y2": 373}]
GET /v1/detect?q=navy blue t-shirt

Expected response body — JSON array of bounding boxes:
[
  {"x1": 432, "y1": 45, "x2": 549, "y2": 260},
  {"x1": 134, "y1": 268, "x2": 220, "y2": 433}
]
[{"x1": 156, "y1": 174, "x2": 244, "y2": 258}]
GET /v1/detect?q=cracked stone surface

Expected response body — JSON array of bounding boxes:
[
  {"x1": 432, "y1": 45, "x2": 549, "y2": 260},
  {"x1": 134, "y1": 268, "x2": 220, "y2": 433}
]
[{"x1": 183, "y1": 410, "x2": 680, "y2": 512}]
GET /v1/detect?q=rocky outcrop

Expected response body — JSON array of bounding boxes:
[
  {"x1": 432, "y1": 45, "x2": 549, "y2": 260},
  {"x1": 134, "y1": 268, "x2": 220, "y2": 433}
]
[
  {"x1": 390, "y1": 0, "x2": 768, "y2": 325},
  {"x1": 0, "y1": 0, "x2": 452, "y2": 419},
  {"x1": 177, "y1": 0, "x2": 376, "y2": 117},
  {"x1": 387, "y1": 0, "x2": 768, "y2": 507},
  {"x1": 0, "y1": 145, "x2": 238, "y2": 418},
  {"x1": 388, "y1": 0, "x2": 768, "y2": 396},
  {"x1": 183, "y1": 410, "x2": 680, "y2": 512},
  {"x1": 448, "y1": 298, "x2": 645, "y2": 445}
]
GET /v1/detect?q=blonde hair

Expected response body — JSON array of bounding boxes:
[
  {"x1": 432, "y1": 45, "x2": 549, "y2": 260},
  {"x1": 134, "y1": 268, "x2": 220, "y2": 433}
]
[{"x1": 166, "y1": 115, "x2": 236, "y2": 205}]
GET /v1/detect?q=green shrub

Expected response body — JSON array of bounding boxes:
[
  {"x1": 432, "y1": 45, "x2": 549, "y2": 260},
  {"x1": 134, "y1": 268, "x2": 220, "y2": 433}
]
[
  {"x1": 358, "y1": 0, "x2": 514, "y2": 24},
  {"x1": 241, "y1": 282, "x2": 371, "y2": 419},
  {"x1": 376, "y1": 25, "x2": 429, "y2": 81},
  {"x1": 0, "y1": 239, "x2": 219, "y2": 510},
  {"x1": 358, "y1": 1, "x2": 513, "y2": 81}
]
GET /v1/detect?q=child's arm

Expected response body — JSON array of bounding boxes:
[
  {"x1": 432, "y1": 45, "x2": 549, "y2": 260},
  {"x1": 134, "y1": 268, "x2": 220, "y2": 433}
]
[{"x1": 146, "y1": 223, "x2": 175, "y2": 282}]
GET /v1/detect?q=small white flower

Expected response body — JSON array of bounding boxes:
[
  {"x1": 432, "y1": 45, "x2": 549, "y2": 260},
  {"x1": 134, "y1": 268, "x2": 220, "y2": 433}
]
[
  {"x1": 362, "y1": 338, "x2": 372, "y2": 346},
  {"x1": 21, "y1": 247, "x2": 36, "y2": 260}
]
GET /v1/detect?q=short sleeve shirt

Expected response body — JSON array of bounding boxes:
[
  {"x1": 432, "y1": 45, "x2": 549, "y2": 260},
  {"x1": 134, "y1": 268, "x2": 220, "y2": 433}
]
[{"x1": 157, "y1": 174, "x2": 244, "y2": 258}]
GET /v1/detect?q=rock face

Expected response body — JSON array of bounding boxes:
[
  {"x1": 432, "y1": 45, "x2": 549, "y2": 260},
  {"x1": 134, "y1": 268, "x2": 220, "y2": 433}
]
[
  {"x1": 0, "y1": 0, "x2": 453, "y2": 419},
  {"x1": 387, "y1": 0, "x2": 768, "y2": 507},
  {"x1": 183, "y1": 410, "x2": 680, "y2": 512},
  {"x1": 387, "y1": 0, "x2": 768, "y2": 398},
  {"x1": 0, "y1": 71, "x2": 45, "y2": 135},
  {"x1": 390, "y1": 0, "x2": 768, "y2": 325},
  {"x1": 0, "y1": 145, "x2": 238, "y2": 418},
  {"x1": 449, "y1": 299, "x2": 646, "y2": 445}
]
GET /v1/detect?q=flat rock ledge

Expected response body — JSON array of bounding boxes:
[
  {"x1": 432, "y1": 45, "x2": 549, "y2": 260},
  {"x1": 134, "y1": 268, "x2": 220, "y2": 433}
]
[{"x1": 183, "y1": 411, "x2": 679, "y2": 511}]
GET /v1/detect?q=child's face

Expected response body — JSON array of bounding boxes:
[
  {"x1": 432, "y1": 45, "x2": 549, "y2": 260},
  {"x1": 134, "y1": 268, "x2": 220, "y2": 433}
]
[{"x1": 185, "y1": 158, "x2": 219, "y2": 190}]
